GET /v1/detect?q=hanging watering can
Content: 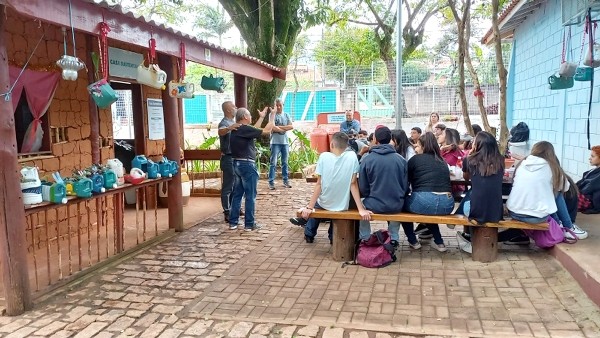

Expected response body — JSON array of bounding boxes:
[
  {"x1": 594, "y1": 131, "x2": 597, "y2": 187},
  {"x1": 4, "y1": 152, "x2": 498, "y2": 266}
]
[
  {"x1": 88, "y1": 79, "x2": 118, "y2": 108},
  {"x1": 168, "y1": 81, "x2": 195, "y2": 98},
  {"x1": 136, "y1": 63, "x2": 167, "y2": 89},
  {"x1": 574, "y1": 66, "x2": 593, "y2": 81},
  {"x1": 558, "y1": 62, "x2": 577, "y2": 77},
  {"x1": 548, "y1": 74, "x2": 574, "y2": 90},
  {"x1": 200, "y1": 74, "x2": 226, "y2": 93}
]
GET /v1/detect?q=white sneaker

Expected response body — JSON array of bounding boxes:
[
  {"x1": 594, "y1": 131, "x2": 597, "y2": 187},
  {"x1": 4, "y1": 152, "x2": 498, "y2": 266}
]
[
  {"x1": 456, "y1": 231, "x2": 472, "y2": 254},
  {"x1": 409, "y1": 241, "x2": 422, "y2": 250},
  {"x1": 568, "y1": 224, "x2": 588, "y2": 240},
  {"x1": 430, "y1": 242, "x2": 448, "y2": 252}
]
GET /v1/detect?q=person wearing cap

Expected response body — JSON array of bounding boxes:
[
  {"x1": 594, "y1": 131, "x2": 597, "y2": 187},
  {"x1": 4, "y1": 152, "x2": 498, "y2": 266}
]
[
  {"x1": 358, "y1": 126, "x2": 409, "y2": 248},
  {"x1": 340, "y1": 110, "x2": 361, "y2": 134}
]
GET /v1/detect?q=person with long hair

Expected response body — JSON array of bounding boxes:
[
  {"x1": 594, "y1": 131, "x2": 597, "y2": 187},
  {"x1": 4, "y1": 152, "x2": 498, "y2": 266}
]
[
  {"x1": 577, "y1": 145, "x2": 600, "y2": 214},
  {"x1": 438, "y1": 128, "x2": 464, "y2": 166},
  {"x1": 425, "y1": 112, "x2": 440, "y2": 133},
  {"x1": 391, "y1": 129, "x2": 416, "y2": 160},
  {"x1": 402, "y1": 132, "x2": 453, "y2": 252}
]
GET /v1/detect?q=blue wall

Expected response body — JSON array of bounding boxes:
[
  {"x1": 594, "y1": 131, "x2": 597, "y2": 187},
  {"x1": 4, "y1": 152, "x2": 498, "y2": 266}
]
[
  {"x1": 183, "y1": 95, "x2": 208, "y2": 124},
  {"x1": 282, "y1": 90, "x2": 337, "y2": 121},
  {"x1": 510, "y1": 0, "x2": 600, "y2": 177}
]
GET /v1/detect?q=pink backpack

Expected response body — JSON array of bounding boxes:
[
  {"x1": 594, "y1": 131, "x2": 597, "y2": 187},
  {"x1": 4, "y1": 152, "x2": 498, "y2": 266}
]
[
  {"x1": 354, "y1": 230, "x2": 396, "y2": 268},
  {"x1": 523, "y1": 216, "x2": 577, "y2": 249}
]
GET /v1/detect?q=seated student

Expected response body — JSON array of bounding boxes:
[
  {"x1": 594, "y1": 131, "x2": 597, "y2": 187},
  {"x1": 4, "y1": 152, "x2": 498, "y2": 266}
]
[
  {"x1": 290, "y1": 132, "x2": 371, "y2": 243},
  {"x1": 391, "y1": 129, "x2": 416, "y2": 161},
  {"x1": 358, "y1": 126, "x2": 409, "y2": 248},
  {"x1": 506, "y1": 141, "x2": 586, "y2": 240},
  {"x1": 577, "y1": 145, "x2": 600, "y2": 214},
  {"x1": 403, "y1": 132, "x2": 454, "y2": 252}
]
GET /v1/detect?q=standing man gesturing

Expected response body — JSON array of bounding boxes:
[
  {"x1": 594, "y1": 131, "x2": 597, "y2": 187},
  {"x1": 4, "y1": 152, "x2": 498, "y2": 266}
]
[
  {"x1": 228, "y1": 107, "x2": 275, "y2": 231},
  {"x1": 268, "y1": 99, "x2": 294, "y2": 190},
  {"x1": 218, "y1": 101, "x2": 239, "y2": 223}
]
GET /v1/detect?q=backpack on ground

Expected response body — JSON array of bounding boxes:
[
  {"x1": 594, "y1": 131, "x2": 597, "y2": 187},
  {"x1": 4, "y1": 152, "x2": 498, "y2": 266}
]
[
  {"x1": 523, "y1": 216, "x2": 577, "y2": 249},
  {"x1": 349, "y1": 229, "x2": 396, "y2": 268}
]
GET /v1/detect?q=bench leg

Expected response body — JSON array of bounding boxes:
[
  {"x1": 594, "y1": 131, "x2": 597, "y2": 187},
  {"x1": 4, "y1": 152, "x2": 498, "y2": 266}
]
[
  {"x1": 471, "y1": 227, "x2": 498, "y2": 262},
  {"x1": 332, "y1": 220, "x2": 355, "y2": 262}
]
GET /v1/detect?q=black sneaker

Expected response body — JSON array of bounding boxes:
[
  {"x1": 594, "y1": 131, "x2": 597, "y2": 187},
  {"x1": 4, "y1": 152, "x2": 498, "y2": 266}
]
[
  {"x1": 503, "y1": 236, "x2": 530, "y2": 245},
  {"x1": 305, "y1": 235, "x2": 314, "y2": 243},
  {"x1": 391, "y1": 240, "x2": 399, "y2": 249},
  {"x1": 268, "y1": 184, "x2": 275, "y2": 190},
  {"x1": 289, "y1": 217, "x2": 307, "y2": 226}
]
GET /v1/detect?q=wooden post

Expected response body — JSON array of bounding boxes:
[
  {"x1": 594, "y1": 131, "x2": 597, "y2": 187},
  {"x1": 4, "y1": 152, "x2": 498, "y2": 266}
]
[
  {"x1": 472, "y1": 227, "x2": 498, "y2": 262},
  {"x1": 86, "y1": 35, "x2": 100, "y2": 164},
  {"x1": 114, "y1": 193, "x2": 124, "y2": 253},
  {"x1": 0, "y1": 7, "x2": 32, "y2": 315},
  {"x1": 234, "y1": 74, "x2": 247, "y2": 108},
  {"x1": 158, "y1": 53, "x2": 183, "y2": 232},
  {"x1": 332, "y1": 220, "x2": 355, "y2": 261}
]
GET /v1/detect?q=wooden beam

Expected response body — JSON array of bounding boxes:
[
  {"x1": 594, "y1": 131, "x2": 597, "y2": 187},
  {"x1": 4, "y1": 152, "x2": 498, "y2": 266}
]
[
  {"x1": 0, "y1": 5, "x2": 32, "y2": 315},
  {"x1": 234, "y1": 74, "x2": 247, "y2": 108},
  {"x1": 86, "y1": 35, "x2": 100, "y2": 164},
  {"x1": 158, "y1": 53, "x2": 183, "y2": 232},
  {"x1": 2, "y1": 0, "x2": 284, "y2": 82}
]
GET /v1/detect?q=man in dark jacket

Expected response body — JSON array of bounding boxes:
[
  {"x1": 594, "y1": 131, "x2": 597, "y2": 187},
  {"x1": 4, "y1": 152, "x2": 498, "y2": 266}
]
[{"x1": 358, "y1": 126, "x2": 409, "y2": 247}]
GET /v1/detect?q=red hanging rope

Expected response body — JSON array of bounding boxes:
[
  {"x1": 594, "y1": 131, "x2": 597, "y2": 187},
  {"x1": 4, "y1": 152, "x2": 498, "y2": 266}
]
[
  {"x1": 179, "y1": 42, "x2": 186, "y2": 80},
  {"x1": 99, "y1": 22, "x2": 111, "y2": 80}
]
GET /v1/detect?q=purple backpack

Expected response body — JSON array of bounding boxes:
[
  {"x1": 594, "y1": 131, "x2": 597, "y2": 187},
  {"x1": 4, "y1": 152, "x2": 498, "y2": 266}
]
[
  {"x1": 523, "y1": 216, "x2": 576, "y2": 249},
  {"x1": 355, "y1": 230, "x2": 396, "y2": 268}
]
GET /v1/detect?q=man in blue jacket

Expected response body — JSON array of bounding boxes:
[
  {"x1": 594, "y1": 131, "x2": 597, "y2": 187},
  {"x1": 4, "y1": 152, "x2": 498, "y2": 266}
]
[{"x1": 358, "y1": 126, "x2": 409, "y2": 247}]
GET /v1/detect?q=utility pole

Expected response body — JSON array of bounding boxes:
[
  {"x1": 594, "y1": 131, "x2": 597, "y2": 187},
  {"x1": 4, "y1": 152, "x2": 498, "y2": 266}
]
[{"x1": 395, "y1": 0, "x2": 403, "y2": 129}]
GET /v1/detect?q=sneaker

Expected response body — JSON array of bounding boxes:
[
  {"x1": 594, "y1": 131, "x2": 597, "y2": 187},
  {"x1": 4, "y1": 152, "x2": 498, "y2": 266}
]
[
  {"x1": 283, "y1": 182, "x2": 292, "y2": 188},
  {"x1": 391, "y1": 240, "x2": 399, "y2": 250},
  {"x1": 430, "y1": 242, "x2": 448, "y2": 252},
  {"x1": 224, "y1": 214, "x2": 230, "y2": 223},
  {"x1": 569, "y1": 224, "x2": 588, "y2": 240},
  {"x1": 289, "y1": 217, "x2": 307, "y2": 226},
  {"x1": 268, "y1": 184, "x2": 275, "y2": 190},
  {"x1": 305, "y1": 235, "x2": 314, "y2": 243},
  {"x1": 456, "y1": 231, "x2": 472, "y2": 254},
  {"x1": 244, "y1": 223, "x2": 263, "y2": 232},
  {"x1": 503, "y1": 236, "x2": 530, "y2": 245},
  {"x1": 409, "y1": 241, "x2": 422, "y2": 250},
  {"x1": 229, "y1": 224, "x2": 238, "y2": 230}
]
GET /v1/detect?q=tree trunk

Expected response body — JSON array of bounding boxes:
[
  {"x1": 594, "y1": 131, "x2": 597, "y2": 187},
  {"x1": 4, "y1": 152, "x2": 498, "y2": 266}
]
[
  {"x1": 449, "y1": 0, "x2": 473, "y2": 134},
  {"x1": 464, "y1": 13, "x2": 491, "y2": 135},
  {"x1": 384, "y1": 59, "x2": 409, "y2": 118},
  {"x1": 492, "y1": 0, "x2": 509, "y2": 153}
]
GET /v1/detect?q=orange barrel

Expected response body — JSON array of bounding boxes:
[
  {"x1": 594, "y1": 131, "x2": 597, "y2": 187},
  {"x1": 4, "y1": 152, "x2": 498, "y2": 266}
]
[{"x1": 310, "y1": 128, "x2": 329, "y2": 153}]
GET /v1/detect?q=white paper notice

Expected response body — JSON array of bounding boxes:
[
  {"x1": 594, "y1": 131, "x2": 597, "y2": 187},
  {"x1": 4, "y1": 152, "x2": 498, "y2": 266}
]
[{"x1": 147, "y1": 99, "x2": 165, "y2": 140}]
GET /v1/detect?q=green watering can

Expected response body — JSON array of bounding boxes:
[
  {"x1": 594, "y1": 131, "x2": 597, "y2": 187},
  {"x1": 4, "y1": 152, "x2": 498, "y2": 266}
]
[{"x1": 200, "y1": 74, "x2": 226, "y2": 93}]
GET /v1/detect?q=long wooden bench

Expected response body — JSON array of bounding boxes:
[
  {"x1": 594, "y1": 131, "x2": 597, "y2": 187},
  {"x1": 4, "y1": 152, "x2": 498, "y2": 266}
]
[{"x1": 296, "y1": 210, "x2": 548, "y2": 263}]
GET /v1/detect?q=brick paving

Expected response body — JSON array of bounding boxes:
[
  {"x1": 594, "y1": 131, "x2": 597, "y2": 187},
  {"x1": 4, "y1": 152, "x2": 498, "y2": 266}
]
[{"x1": 0, "y1": 180, "x2": 599, "y2": 337}]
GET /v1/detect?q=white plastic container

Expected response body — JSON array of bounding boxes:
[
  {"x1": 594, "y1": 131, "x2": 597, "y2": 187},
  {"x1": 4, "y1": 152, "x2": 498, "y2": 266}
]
[{"x1": 107, "y1": 158, "x2": 125, "y2": 185}]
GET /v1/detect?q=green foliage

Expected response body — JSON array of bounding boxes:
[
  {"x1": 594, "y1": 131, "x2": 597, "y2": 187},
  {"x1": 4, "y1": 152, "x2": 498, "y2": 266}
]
[
  {"x1": 198, "y1": 135, "x2": 220, "y2": 150},
  {"x1": 402, "y1": 62, "x2": 430, "y2": 85},
  {"x1": 194, "y1": 4, "x2": 234, "y2": 45}
]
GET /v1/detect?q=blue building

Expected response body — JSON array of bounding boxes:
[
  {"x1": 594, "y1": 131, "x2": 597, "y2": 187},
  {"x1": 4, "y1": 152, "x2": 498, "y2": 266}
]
[{"x1": 483, "y1": 0, "x2": 600, "y2": 177}]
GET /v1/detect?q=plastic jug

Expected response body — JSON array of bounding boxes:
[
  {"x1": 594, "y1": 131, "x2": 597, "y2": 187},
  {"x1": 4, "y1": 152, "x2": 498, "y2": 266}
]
[
  {"x1": 20, "y1": 166, "x2": 43, "y2": 204},
  {"x1": 73, "y1": 177, "x2": 93, "y2": 198},
  {"x1": 132, "y1": 155, "x2": 149, "y2": 173},
  {"x1": 159, "y1": 159, "x2": 172, "y2": 178},
  {"x1": 41, "y1": 182, "x2": 68, "y2": 204},
  {"x1": 102, "y1": 170, "x2": 118, "y2": 189},
  {"x1": 168, "y1": 158, "x2": 179, "y2": 176},
  {"x1": 90, "y1": 173, "x2": 106, "y2": 194},
  {"x1": 146, "y1": 160, "x2": 161, "y2": 179},
  {"x1": 107, "y1": 158, "x2": 124, "y2": 185}
]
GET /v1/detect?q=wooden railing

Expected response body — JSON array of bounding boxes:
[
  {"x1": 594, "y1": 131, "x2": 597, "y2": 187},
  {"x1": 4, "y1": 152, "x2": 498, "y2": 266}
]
[
  {"x1": 12, "y1": 178, "x2": 172, "y2": 296},
  {"x1": 183, "y1": 149, "x2": 222, "y2": 197}
]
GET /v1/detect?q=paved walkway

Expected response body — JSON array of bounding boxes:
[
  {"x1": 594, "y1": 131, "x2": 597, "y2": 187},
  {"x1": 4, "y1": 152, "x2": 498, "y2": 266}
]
[{"x1": 1, "y1": 181, "x2": 599, "y2": 337}]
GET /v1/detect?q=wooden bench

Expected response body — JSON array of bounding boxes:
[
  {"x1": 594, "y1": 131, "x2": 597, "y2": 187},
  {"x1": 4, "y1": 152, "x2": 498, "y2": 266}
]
[{"x1": 296, "y1": 210, "x2": 548, "y2": 263}]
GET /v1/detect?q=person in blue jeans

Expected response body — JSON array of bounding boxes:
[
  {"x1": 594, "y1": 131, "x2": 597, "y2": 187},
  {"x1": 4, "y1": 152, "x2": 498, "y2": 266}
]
[
  {"x1": 268, "y1": 99, "x2": 294, "y2": 190},
  {"x1": 228, "y1": 107, "x2": 275, "y2": 231},
  {"x1": 290, "y1": 132, "x2": 371, "y2": 243},
  {"x1": 403, "y1": 132, "x2": 454, "y2": 252},
  {"x1": 217, "y1": 101, "x2": 239, "y2": 223}
]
